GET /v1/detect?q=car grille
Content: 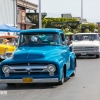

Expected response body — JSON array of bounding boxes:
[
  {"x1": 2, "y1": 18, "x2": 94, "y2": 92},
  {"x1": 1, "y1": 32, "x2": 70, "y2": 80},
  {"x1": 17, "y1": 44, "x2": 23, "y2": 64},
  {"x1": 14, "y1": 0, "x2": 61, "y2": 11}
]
[
  {"x1": 5, "y1": 52, "x2": 12, "y2": 57},
  {"x1": 73, "y1": 47, "x2": 95, "y2": 51}
]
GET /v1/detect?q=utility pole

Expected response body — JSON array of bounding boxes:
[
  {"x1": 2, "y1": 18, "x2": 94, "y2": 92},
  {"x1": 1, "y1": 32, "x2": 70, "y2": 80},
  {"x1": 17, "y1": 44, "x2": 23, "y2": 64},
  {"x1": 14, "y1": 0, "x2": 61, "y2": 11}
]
[
  {"x1": 13, "y1": 0, "x2": 17, "y2": 35},
  {"x1": 39, "y1": 0, "x2": 42, "y2": 28},
  {"x1": 81, "y1": 0, "x2": 83, "y2": 23}
]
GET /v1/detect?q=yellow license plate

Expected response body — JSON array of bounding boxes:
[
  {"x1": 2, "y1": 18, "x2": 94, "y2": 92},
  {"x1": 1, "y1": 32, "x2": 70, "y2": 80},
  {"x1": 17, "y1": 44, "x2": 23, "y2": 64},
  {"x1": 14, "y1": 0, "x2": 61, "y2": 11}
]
[{"x1": 23, "y1": 78, "x2": 33, "y2": 83}]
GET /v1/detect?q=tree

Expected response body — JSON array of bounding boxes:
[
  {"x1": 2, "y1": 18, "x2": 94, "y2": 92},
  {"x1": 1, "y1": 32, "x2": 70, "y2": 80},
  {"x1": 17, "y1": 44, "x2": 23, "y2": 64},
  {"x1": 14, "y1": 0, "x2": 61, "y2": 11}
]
[{"x1": 42, "y1": 18, "x2": 78, "y2": 28}]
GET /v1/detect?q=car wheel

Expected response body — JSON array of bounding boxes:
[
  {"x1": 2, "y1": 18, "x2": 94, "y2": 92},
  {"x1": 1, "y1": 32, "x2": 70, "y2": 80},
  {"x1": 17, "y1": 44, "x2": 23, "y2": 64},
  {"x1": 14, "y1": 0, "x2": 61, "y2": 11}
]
[
  {"x1": 71, "y1": 60, "x2": 76, "y2": 76},
  {"x1": 76, "y1": 56, "x2": 79, "y2": 59},
  {"x1": 71, "y1": 67, "x2": 76, "y2": 76},
  {"x1": 58, "y1": 71, "x2": 64, "y2": 85},
  {"x1": 96, "y1": 55, "x2": 99, "y2": 58},
  {"x1": 7, "y1": 83, "x2": 15, "y2": 86}
]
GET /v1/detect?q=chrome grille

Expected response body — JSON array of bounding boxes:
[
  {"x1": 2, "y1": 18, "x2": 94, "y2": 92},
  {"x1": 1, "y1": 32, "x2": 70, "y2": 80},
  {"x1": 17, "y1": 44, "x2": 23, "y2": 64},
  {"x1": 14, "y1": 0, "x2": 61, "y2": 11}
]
[
  {"x1": 9, "y1": 65, "x2": 48, "y2": 73},
  {"x1": 5, "y1": 52, "x2": 12, "y2": 57},
  {"x1": 73, "y1": 47, "x2": 95, "y2": 51}
]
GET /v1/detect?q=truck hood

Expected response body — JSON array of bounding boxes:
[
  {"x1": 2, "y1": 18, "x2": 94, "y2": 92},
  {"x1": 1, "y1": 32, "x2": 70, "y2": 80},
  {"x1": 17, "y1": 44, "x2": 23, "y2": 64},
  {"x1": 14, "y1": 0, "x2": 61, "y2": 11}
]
[
  {"x1": 72, "y1": 41, "x2": 99, "y2": 47},
  {"x1": 13, "y1": 46, "x2": 61, "y2": 60}
]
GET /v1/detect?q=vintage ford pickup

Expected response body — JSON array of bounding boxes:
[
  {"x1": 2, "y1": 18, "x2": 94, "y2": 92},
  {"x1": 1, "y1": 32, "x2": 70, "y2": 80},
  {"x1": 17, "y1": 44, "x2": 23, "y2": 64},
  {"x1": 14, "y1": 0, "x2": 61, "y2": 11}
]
[
  {"x1": 0, "y1": 28, "x2": 77, "y2": 86},
  {"x1": 72, "y1": 33, "x2": 100, "y2": 58}
]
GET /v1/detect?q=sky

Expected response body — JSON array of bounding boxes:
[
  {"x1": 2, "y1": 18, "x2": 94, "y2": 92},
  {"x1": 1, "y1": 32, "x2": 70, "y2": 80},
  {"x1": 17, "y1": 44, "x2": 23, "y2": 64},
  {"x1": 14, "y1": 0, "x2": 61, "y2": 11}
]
[{"x1": 28, "y1": 0, "x2": 100, "y2": 23}]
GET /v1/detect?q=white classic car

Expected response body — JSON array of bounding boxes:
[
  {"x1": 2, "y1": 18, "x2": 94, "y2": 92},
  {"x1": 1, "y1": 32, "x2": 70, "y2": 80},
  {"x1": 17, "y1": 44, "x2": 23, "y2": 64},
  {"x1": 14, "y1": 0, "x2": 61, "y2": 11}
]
[{"x1": 72, "y1": 33, "x2": 100, "y2": 58}]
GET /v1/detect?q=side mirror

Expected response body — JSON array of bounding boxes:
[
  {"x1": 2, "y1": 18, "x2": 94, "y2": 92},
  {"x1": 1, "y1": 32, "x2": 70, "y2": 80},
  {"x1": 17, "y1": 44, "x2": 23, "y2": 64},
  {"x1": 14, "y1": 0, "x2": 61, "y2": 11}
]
[{"x1": 67, "y1": 41, "x2": 72, "y2": 46}]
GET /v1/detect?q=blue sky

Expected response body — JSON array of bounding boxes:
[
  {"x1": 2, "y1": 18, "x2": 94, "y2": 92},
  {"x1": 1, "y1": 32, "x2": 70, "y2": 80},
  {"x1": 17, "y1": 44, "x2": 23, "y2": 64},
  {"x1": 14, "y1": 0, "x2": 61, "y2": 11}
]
[{"x1": 28, "y1": 0, "x2": 100, "y2": 22}]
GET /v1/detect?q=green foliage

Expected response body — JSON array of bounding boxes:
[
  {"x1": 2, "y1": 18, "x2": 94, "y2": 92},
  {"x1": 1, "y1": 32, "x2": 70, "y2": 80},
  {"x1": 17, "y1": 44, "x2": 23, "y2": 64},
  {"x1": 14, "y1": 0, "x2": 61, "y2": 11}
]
[
  {"x1": 42, "y1": 18, "x2": 97, "y2": 33},
  {"x1": 98, "y1": 27, "x2": 100, "y2": 33},
  {"x1": 88, "y1": 23, "x2": 95, "y2": 32},
  {"x1": 42, "y1": 18, "x2": 78, "y2": 28}
]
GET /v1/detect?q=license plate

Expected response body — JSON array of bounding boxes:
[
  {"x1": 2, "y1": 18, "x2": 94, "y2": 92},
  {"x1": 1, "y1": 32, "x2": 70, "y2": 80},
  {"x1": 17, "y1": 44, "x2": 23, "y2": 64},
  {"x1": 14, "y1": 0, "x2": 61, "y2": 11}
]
[
  {"x1": 81, "y1": 53, "x2": 86, "y2": 55},
  {"x1": 23, "y1": 78, "x2": 33, "y2": 83}
]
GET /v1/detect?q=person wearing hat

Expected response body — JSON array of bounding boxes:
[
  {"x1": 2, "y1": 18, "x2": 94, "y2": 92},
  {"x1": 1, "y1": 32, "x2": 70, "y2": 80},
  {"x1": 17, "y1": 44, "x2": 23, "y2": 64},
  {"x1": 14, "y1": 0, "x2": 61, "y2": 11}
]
[{"x1": 3, "y1": 38, "x2": 9, "y2": 44}]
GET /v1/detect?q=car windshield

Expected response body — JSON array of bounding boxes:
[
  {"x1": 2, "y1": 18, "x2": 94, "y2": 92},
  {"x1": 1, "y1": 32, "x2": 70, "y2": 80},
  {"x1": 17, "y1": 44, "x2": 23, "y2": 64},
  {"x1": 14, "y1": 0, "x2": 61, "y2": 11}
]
[
  {"x1": 73, "y1": 34, "x2": 98, "y2": 41},
  {"x1": 0, "y1": 38, "x2": 18, "y2": 46},
  {"x1": 19, "y1": 32, "x2": 61, "y2": 47}
]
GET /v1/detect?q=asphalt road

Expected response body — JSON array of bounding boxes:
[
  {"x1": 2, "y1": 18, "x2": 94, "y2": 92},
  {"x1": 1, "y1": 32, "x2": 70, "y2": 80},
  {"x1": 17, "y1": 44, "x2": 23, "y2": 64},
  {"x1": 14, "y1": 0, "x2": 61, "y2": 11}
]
[{"x1": 0, "y1": 57, "x2": 100, "y2": 100}]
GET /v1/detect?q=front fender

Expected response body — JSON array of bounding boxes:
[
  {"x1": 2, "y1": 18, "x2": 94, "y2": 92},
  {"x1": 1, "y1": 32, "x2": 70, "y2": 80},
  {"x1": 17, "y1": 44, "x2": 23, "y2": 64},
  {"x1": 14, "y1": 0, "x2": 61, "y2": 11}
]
[{"x1": 48, "y1": 55, "x2": 66, "y2": 80}]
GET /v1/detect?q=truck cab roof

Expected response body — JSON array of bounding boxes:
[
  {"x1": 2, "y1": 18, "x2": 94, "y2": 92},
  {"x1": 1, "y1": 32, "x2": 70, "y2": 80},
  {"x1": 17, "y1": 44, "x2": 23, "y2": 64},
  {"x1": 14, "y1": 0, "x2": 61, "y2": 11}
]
[{"x1": 20, "y1": 28, "x2": 63, "y2": 35}]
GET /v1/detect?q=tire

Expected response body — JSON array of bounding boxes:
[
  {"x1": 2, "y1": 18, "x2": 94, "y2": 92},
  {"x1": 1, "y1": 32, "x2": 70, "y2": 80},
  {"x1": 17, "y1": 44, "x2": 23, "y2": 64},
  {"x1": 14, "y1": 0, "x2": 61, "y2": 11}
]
[
  {"x1": 71, "y1": 68, "x2": 76, "y2": 76},
  {"x1": 58, "y1": 70, "x2": 64, "y2": 85},
  {"x1": 7, "y1": 83, "x2": 15, "y2": 86},
  {"x1": 71, "y1": 59, "x2": 76, "y2": 76},
  {"x1": 96, "y1": 55, "x2": 99, "y2": 58},
  {"x1": 76, "y1": 55, "x2": 79, "y2": 59}
]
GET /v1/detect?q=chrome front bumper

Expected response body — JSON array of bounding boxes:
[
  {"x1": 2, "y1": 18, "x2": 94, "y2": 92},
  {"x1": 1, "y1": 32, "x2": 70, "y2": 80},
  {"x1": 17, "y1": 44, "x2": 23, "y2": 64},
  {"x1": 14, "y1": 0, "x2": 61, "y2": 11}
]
[
  {"x1": 0, "y1": 55, "x2": 9, "y2": 60},
  {"x1": 75, "y1": 52, "x2": 100, "y2": 55},
  {"x1": 0, "y1": 53, "x2": 12, "y2": 60},
  {"x1": 0, "y1": 78, "x2": 59, "y2": 83}
]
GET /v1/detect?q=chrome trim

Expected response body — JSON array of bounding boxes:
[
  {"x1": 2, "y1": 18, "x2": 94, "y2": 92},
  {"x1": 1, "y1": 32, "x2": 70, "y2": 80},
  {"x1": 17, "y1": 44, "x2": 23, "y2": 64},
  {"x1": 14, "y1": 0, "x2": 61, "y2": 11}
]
[
  {"x1": 0, "y1": 55, "x2": 9, "y2": 60},
  {"x1": 0, "y1": 52, "x2": 13, "y2": 59},
  {"x1": 0, "y1": 78, "x2": 59, "y2": 83},
  {"x1": 8, "y1": 65, "x2": 48, "y2": 73}
]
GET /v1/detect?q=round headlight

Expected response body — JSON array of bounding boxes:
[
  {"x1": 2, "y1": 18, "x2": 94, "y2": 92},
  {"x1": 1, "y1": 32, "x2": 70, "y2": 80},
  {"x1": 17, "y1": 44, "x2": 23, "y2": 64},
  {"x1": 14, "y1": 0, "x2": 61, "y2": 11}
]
[
  {"x1": 47, "y1": 64, "x2": 56, "y2": 72},
  {"x1": 2, "y1": 65, "x2": 10, "y2": 73},
  {"x1": 95, "y1": 47, "x2": 99, "y2": 51}
]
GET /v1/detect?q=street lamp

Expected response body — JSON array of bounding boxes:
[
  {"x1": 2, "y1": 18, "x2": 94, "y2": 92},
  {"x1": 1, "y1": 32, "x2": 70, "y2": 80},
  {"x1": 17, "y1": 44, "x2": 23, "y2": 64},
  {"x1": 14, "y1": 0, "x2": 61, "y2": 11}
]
[{"x1": 39, "y1": 0, "x2": 42, "y2": 28}]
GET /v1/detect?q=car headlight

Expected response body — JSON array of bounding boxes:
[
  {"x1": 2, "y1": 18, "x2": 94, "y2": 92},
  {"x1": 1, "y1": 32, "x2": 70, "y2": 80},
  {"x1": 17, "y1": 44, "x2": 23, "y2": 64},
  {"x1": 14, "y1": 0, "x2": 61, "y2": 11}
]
[
  {"x1": 47, "y1": 64, "x2": 56, "y2": 72},
  {"x1": 95, "y1": 47, "x2": 99, "y2": 51},
  {"x1": 2, "y1": 65, "x2": 10, "y2": 73}
]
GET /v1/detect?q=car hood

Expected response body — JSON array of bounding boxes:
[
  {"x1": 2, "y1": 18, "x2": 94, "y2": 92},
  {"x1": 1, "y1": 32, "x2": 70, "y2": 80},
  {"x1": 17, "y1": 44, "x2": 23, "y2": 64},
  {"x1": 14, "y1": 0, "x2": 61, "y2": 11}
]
[
  {"x1": 13, "y1": 46, "x2": 62, "y2": 60},
  {"x1": 72, "y1": 41, "x2": 99, "y2": 47},
  {"x1": 0, "y1": 44, "x2": 11, "y2": 47}
]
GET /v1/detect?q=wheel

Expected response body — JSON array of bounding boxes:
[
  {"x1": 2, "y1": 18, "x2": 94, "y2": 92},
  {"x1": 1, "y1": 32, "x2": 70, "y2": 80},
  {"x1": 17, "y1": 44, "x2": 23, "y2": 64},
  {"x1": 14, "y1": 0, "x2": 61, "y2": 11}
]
[
  {"x1": 71, "y1": 59, "x2": 76, "y2": 76},
  {"x1": 7, "y1": 83, "x2": 15, "y2": 86},
  {"x1": 96, "y1": 55, "x2": 99, "y2": 58},
  {"x1": 76, "y1": 55, "x2": 79, "y2": 59},
  {"x1": 71, "y1": 67, "x2": 76, "y2": 76},
  {"x1": 58, "y1": 71, "x2": 64, "y2": 85}
]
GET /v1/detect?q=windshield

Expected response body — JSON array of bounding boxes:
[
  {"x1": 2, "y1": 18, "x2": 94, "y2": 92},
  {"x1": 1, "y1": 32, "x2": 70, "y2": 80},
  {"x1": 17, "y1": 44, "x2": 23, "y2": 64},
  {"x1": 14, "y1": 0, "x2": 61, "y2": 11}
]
[
  {"x1": 0, "y1": 38, "x2": 18, "y2": 46},
  {"x1": 19, "y1": 32, "x2": 61, "y2": 47},
  {"x1": 73, "y1": 34, "x2": 98, "y2": 41}
]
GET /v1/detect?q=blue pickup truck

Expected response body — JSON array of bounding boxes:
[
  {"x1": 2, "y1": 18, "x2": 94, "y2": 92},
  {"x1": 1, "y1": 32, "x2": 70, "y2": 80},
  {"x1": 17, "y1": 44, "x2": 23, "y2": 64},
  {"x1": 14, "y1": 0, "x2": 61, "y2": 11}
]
[{"x1": 0, "y1": 28, "x2": 77, "y2": 86}]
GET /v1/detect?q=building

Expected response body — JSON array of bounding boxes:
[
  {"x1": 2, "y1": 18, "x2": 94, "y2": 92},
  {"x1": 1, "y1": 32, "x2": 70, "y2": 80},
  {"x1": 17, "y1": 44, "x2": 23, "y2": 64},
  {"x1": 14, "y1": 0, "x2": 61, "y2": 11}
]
[
  {"x1": 73, "y1": 17, "x2": 87, "y2": 23},
  {"x1": 17, "y1": 0, "x2": 38, "y2": 30},
  {"x1": 0, "y1": 0, "x2": 17, "y2": 26},
  {"x1": 61, "y1": 13, "x2": 72, "y2": 18},
  {"x1": 96, "y1": 22, "x2": 100, "y2": 27},
  {"x1": 0, "y1": 0, "x2": 38, "y2": 31}
]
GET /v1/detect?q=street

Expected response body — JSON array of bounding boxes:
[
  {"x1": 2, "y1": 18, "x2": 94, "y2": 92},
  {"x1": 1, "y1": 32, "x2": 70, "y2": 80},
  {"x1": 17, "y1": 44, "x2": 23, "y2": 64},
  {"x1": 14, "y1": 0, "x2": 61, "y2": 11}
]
[{"x1": 0, "y1": 57, "x2": 100, "y2": 100}]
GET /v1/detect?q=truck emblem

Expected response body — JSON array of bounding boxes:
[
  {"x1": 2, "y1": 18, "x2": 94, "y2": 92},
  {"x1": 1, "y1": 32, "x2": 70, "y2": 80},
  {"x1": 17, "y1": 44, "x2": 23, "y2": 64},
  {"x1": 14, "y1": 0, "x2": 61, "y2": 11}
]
[{"x1": 28, "y1": 63, "x2": 30, "y2": 66}]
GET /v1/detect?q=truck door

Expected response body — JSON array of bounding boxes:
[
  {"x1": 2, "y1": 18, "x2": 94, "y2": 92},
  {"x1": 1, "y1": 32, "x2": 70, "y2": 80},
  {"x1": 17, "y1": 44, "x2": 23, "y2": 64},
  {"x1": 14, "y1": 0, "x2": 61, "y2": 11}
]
[{"x1": 60, "y1": 33, "x2": 70, "y2": 70}]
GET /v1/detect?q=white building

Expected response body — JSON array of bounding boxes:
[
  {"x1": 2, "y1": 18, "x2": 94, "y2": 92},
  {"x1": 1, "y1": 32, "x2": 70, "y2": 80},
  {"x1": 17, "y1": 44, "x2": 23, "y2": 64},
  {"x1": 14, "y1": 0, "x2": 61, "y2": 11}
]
[{"x1": 0, "y1": 0, "x2": 17, "y2": 35}]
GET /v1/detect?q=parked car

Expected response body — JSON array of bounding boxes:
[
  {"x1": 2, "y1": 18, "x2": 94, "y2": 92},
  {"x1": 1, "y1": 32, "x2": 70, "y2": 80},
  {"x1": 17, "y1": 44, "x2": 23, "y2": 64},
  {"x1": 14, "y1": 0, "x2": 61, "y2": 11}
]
[
  {"x1": 72, "y1": 33, "x2": 100, "y2": 58},
  {"x1": 0, "y1": 28, "x2": 77, "y2": 86},
  {"x1": 0, "y1": 35, "x2": 18, "y2": 60}
]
